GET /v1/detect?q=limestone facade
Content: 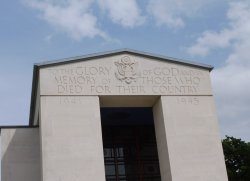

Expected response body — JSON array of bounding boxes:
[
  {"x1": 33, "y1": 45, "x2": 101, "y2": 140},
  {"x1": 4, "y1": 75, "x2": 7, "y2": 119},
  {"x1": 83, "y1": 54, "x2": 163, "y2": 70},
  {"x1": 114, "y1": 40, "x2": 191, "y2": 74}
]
[{"x1": 1, "y1": 49, "x2": 228, "y2": 181}]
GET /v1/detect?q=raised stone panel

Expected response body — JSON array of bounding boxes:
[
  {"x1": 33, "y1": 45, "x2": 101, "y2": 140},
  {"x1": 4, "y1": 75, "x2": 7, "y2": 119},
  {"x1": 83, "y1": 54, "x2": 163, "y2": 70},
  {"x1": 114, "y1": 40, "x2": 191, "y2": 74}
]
[
  {"x1": 1, "y1": 128, "x2": 41, "y2": 181},
  {"x1": 40, "y1": 96, "x2": 105, "y2": 181},
  {"x1": 153, "y1": 96, "x2": 228, "y2": 181},
  {"x1": 40, "y1": 54, "x2": 212, "y2": 96}
]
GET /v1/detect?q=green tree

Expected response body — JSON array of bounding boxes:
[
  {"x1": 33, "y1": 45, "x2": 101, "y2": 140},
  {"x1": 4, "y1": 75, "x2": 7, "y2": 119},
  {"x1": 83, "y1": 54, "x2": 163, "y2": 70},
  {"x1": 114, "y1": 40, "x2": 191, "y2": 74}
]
[{"x1": 222, "y1": 136, "x2": 250, "y2": 181}]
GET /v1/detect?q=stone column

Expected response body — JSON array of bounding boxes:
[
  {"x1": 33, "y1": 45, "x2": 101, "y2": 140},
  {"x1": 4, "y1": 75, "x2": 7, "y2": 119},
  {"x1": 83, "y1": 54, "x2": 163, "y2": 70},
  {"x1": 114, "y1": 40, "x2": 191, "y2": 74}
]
[
  {"x1": 40, "y1": 96, "x2": 105, "y2": 181},
  {"x1": 153, "y1": 96, "x2": 228, "y2": 181}
]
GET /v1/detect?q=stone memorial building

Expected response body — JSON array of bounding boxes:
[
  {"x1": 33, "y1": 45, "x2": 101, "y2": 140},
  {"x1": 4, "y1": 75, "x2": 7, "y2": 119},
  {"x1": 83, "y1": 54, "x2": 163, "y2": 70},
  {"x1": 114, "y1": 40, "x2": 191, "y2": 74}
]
[{"x1": 1, "y1": 49, "x2": 228, "y2": 181}]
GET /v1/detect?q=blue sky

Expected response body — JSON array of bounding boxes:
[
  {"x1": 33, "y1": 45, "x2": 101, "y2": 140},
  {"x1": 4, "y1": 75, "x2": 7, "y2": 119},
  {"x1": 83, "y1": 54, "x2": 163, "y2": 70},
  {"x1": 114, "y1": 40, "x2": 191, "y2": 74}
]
[{"x1": 0, "y1": 0, "x2": 249, "y2": 141}]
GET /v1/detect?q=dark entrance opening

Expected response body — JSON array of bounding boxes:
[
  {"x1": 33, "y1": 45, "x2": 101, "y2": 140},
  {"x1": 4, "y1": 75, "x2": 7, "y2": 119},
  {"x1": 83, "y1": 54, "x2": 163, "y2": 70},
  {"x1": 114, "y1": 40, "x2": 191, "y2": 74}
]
[{"x1": 101, "y1": 108, "x2": 161, "y2": 181}]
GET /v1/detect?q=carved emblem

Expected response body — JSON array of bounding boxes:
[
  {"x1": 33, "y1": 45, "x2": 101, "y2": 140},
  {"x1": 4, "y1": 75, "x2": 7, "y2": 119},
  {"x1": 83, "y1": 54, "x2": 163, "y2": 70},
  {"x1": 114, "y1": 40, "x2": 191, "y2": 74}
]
[{"x1": 114, "y1": 56, "x2": 138, "y2": 84}]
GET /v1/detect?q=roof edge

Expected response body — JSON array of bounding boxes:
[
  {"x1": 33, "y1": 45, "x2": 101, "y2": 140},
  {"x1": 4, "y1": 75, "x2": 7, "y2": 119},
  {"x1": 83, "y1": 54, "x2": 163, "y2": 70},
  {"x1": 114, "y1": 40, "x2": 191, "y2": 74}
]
[
  {"x1": 0, "y1": 125, "x2": 39, "y2": 129},
  {"x1": 35, "y1": 48, "x2": 214, "y2": 71},
  {"x1": 29, "y1": 65, "x2": 39, "y2": 126},
  {"x1": 29, "y1": 49, "x2": 214, "y2": 126}
]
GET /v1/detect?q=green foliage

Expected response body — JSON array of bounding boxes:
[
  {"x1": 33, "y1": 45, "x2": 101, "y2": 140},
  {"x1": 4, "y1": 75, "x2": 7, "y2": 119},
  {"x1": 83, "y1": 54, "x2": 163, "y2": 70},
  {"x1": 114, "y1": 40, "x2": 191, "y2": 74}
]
[{"x1": 222, "y1": 136, "x2": 250, "y2": 181}]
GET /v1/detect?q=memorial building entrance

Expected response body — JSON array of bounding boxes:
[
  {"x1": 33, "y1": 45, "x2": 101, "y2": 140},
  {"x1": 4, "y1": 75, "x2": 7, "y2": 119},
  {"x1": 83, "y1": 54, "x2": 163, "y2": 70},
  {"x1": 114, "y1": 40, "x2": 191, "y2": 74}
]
[
  {"x1": 0, "y1": 50, "x2": 229, "y2": 181},
  {"x1": 101, "y1": 108, "x2": 161, "y2": 181}
]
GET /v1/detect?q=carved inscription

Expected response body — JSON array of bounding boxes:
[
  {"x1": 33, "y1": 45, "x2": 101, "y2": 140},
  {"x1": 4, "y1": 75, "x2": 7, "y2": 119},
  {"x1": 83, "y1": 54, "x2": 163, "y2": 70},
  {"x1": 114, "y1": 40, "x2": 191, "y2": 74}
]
[
  {"x1": 136, "y1": 67, "x2": 202, "y2": 94},
  {"x1": 59, "y1": 96, "x2": 84, "y2": 105},
  {"x1": 48, "y1": 66, "x2": 112, "y2": 94},
  {"x1": 177, "y1": 97, "x2": 199, "y2": 105},
  {"x1": 44, "y1": 56, "x2": 207, "y2": 95}
]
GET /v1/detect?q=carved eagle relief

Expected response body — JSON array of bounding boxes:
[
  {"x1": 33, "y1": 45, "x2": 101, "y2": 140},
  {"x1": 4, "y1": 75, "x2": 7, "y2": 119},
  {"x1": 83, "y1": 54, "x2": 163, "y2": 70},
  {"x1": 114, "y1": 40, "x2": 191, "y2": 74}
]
[{"x1": 114, "y1": 56, "x2": 138, "y2": 84}]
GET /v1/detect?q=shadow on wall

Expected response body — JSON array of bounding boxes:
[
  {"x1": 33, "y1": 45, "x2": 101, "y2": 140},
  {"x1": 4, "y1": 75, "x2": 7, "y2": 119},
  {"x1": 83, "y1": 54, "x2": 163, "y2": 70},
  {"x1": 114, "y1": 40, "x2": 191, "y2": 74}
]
[{"x1": 1, "y1": 128, "x2": 41, "y2": 181}]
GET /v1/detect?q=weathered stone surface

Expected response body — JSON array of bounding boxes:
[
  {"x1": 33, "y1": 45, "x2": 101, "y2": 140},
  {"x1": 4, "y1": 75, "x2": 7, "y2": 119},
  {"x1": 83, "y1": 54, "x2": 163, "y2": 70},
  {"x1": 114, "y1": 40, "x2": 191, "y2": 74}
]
[
  {"x1": 1, "y1": 51, "x2": 228, "y2": 181},
  {"x1": 153, "y1": 96, "x2": 228, "y2": 181},
  {"x1": 40, "y1": 96, "x2": 105, "y2": 181},
  {"x1": 40, "y1": 54, "x2": 212, "y2": 96},
  {"x1": 1, "y1": 128, "x2": 41, "y2": 181}
]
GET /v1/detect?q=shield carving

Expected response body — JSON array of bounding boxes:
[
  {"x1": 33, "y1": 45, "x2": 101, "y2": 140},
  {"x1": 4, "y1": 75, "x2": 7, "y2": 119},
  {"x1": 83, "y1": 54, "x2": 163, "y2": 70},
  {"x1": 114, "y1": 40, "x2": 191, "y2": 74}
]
[{"x1": 114, "y1": 56, "x2": 138, "y2": 84}]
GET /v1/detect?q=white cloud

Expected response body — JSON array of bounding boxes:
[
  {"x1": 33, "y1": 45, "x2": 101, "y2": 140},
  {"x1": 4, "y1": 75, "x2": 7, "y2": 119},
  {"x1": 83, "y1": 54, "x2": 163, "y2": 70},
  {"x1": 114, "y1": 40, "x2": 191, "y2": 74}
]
[
  {"x1": 212, "y1": 58, "x2": 250, "y2": 140},
  {"x1": 187, "y1": 30, "x2": 233, "y2": 56},
  {"x1": 24, "y1": 0, "x2": 110, "y2": 40},
  {"x1": 187, "y1": 1, "x2": 250, "y2": 57},
  {"x1": 98, "y1": 0, "x2": 145, "y2": 28},
  {"x1": 147, "y1": 0, "x2": 216, "y2": 28},
  {"x1": 24, "y1": 0, "x2": 221, "y2": 39},
  {"x1": 25, "y1": 0, "x2": 219, "y2": 37},
  {"x1": 188, "y1": 1, "x2": 250, "y2": 140},
  {"x1": 24, "y1": 0, "x2": 145, "y2": 40}
]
